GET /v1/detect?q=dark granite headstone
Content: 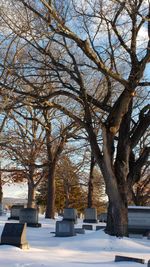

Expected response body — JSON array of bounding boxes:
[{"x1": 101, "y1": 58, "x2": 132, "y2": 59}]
[
  {"x1": 128, "y1": 206, "x2": 150, "y2": 236},
  {"x1": 55, "y1": 220, "x2": 76, "y2": 237},
  {"x1": 0, "y1": 223, "x2": 29, "y2": 249},
  {"x1": 63, "y1": 208, "x2": 77, "y2": 224},
  {"x1": 83, "y1": 208, "x2": 98, "y2": 223},
  {"x1": 148, "y1": 260, "x2": 150, "y2": 267},
  {"x1": 8, "y1": 205, "x2": 24, "y2": 220},
  {"x1": 115, "y1": 255, "x2": 145, "y2": 264},
  {"x1": 19, "y1": 208, "x2": 41, "y2": 227}
]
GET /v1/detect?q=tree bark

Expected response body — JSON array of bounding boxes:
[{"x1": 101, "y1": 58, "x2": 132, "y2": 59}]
[
  {"x1": 86, "y1": 124, "x2": 129, "y2": 236},
  {"x1": 87, "y1": 154, "x2": 95, "y2": 208},
  {"x1": 45, "y1": 164, "x2": 56, "y2": 218},
  {"x1": 27, "y1": 182, "x2": 36, "y2": 208},
  {"x1": 0, "y1": 164, "x2": 3, "y2": 205},
  {"x1": 105, "y1": 200, "x2": 128, "y2": 236}
]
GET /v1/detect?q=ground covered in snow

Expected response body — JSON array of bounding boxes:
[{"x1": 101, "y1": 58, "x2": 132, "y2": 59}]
[{"x1": 0, "y1": 214, "x2": 149, "y2": 267}]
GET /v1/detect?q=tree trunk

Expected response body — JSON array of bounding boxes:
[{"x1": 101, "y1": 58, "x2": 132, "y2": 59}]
[
  {"x1": 105, "y1": 199, "x2": 128, "y2": 237},
  {"x1": 0, "y1": 174, "x2": 3, "y2": 204},
  {"x1": 86, "y1": 125, "x2": 129, "y2": 236},
  {"x1": 0, "y1": 171, "x2": 3, "y2": 214},
  {"x1": 45, "y1": 164, "x2": 56, "y2": 219},
  {"x1": 87, "y1": 154, "x2": 95, "y2": 208},
  {"x1": 64, "y1": 182, "x2": 70, "y2": 208},
  {"x1": 101, "y1": 159, "x2": 128, "y2": 237},
  {"x1": 27, "y1": 182, "x2": 36, "y2": 208}
]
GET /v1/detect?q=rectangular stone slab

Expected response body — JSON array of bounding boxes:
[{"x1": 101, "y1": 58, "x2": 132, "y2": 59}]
[
  {"x1": 55, "y1": 221, "x2": 76, "y2": 237},
  {"x1": 115, "y1": 255, "x2": 145, "y2": 264}
]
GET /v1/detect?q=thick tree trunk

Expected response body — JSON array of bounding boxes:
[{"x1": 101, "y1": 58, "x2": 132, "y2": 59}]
[
  {"x1": 27, "y1": 182, "x2": 36, "y2": 208},
  {"x1": 105, "y1": 200, "x2": 128, "y2": 237},
  {"x1": 45, "y1": 164, "x2": 56, "y2": 219}
]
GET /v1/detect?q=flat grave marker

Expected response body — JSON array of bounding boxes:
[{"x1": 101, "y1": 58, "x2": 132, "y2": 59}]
[{"x1": 115, "y1": 255, "x2": 145, "y2": 264}]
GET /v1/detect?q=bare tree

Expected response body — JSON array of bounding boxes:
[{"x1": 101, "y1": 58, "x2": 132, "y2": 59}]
[{"x1": 0, "y1": 0, "x2": 150, "y2": 236}]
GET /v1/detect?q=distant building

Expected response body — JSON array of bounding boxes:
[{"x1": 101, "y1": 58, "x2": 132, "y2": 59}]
[{"x1": 3, "y1": 198, "x2": 27, "y2": 209}]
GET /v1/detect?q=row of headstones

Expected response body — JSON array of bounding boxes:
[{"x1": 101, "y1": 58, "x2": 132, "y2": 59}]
[
  {"x1": 8, "y1": 205, "x2": 41, "y2": 227},
  {"x1": 7, "y1": 205, "x2": 150, "y2": 235},
  {"x1": 56, "y1": 208, "x2": 105, "y2": 237},
  {"x1": 55, "y1": 220, "x2": 105, "y2": 237},
  {"x1": 62, "y1": 207, "x2": 98, "y2": 224},
  {"x1": 0, "y1": 207, "x2": 99, "y2": 250},
  {"x1": 8, "y1": 206, "x2": 99, "y2": 226},
  {"x1": 0, "y1": 205, "x2": 41, "y2": 249},
  {"x1": 1, "y1": 222, "x2": 150, "y2": 267}
]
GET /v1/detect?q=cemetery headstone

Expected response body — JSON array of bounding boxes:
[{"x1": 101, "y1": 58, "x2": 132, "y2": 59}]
[
  {"x1": 115, "y1": 255, "x2": 145, "y2": 264},
  {"x1": 63, "y1": 208, "x2": 77, "y2": 224},
  {"x1": 148, "y1": 260, "x2": 150, "y2": 267},
  {"x1": 55, "y1": 220, "x2": 76, "y2": 237},
  {"x1": 128, "y1": 206, "x2": 150, "y2": 236},
  {"x1": 8, "y1": 205, "x2": 24, "y2": 220},
  {"x1": 83, "y1": 208, "x2": 98, "y2": 223},
  {"x1": 0, "y1": 223, "x2": 29, "y2": 249},
  {"x1": 19, "y1": 208, "x2": 41, "y2": 227}
]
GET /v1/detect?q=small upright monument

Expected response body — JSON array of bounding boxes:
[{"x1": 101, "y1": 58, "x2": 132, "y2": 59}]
[
  {"x1": 63, "y1": 208, "x2": 78, "y2": 224},
  {"x1": 19, "y1": 208, "x2": 41, "y2": 227},
  {"x1": 83, "y1": 208, "x2": 98, "y2": 223},
  {"x1": 55, "y1": 220, "x2": 76, "y2": 237},
  {"x1": 8, "y1": 205, "x2": 24, "y2": 220}
]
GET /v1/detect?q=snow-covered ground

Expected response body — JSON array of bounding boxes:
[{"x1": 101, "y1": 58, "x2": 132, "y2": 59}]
[{"x1": 0, "y1": 214, "x2": 149, "y2": 267}]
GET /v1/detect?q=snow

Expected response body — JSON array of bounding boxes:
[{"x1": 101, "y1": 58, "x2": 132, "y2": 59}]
[{"x1": 0, "y1": 214, "x2": 150, "y2": 267}]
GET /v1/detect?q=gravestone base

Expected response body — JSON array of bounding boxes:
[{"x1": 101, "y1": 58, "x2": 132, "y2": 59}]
[
  {"x1": 26, "y1": 222, "x2": 41, "y2": 227},
  {"x1": 83, "y1": 219, "x2": 98, "y2": 223},
  {"x1": 8, "y1": 216, "x2": 20, "y2": 220},
  {"x1": 0, "y1": 223, "x2": 29, "y2": 250},
  {"x1": 128, "y1": 226, "x2": 150, "y2": 236},
  {"x1": 8, "y1": 205, "x2": 24, "y2": 221}
]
